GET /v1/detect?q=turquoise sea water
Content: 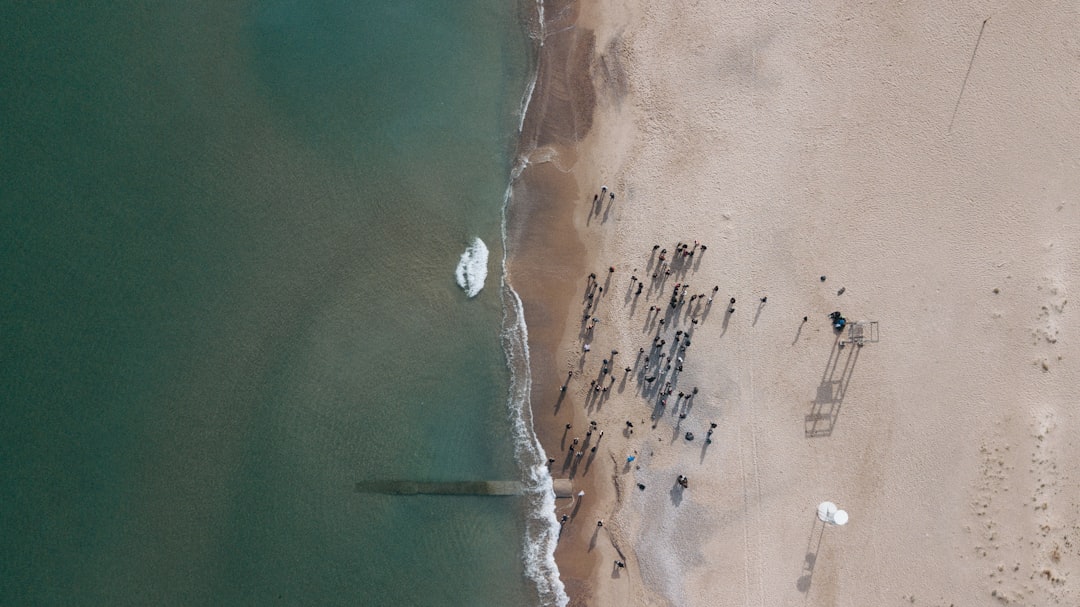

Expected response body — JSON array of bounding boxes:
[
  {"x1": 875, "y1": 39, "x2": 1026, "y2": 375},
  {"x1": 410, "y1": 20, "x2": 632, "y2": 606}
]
[{"x1": 1, "y1": 2, "x2": 558, "y2": 605}]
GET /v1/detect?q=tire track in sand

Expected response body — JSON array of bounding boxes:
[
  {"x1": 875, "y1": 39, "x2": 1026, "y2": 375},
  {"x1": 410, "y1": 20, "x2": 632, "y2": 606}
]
[{"x1": 736, "y1": 360, "x2": 766, "y2": 607}]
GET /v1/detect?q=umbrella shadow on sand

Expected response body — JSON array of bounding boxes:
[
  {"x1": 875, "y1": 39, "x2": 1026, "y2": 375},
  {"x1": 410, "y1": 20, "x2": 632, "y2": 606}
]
[{"x1": 796, "y1": 515, "x2": 827, "y2": 593}]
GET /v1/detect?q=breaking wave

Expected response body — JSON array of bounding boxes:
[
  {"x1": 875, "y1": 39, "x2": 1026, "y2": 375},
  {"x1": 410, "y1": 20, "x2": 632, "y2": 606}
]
[{"x1": 455, "y1": 237, "x2": 489, "y2": 298}]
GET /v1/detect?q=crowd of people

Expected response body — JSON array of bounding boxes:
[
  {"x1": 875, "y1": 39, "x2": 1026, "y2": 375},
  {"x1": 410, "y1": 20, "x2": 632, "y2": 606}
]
[{"x1": 554, "y1": 186, "x2": 761, "y2": 571}]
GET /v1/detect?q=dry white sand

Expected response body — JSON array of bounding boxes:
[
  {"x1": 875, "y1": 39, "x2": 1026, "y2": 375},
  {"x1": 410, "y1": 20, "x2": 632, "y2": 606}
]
[{"x1": 539, "y1": 1, "x2": 1080, "y2": 605}]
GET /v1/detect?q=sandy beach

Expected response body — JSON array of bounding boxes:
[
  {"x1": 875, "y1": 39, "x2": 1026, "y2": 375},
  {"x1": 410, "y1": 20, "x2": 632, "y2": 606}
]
[{"x1": 509, "y1": 0, "x2": 1079, "y2": 605}]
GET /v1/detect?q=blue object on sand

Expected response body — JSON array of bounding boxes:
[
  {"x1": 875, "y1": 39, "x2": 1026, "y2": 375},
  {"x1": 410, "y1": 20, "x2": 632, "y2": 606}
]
[
  {"x1": 829, "y1": 310, "x2": 847, "y2": 331},
  {"x1": 627, "y1": 455, "x2": 636, "y2": 462}
]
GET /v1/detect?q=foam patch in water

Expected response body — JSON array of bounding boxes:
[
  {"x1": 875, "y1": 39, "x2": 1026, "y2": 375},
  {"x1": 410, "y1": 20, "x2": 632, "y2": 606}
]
[{"x1": 455, "y1": 237, "x2": 489, "y2": 298}]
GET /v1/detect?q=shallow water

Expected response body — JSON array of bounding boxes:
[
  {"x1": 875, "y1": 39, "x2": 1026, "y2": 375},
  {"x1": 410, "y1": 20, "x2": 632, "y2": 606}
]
[{"x1": 0, "y1": 2, "x2": 546, "y2": 604}]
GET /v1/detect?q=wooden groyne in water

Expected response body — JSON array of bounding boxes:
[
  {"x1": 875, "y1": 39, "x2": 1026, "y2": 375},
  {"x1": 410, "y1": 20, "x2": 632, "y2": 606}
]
[
  {"x1": 355, "y1": 480, "x2": 524, "y2": 496},
  {"x1": 355, "y1": 478, "x2": 575, "y2": 498}
]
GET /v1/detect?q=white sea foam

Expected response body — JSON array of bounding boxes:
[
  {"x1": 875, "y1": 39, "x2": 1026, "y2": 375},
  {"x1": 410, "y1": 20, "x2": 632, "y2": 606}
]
[
  {"x1": 455, "y1": 237, "x2": 489, "y2": 298},
  {"x1": 518, "y1": 0, "x2": 545, "y2": 133},
  {"x1": 502, "y1": 284, "x2": 567, "y2": 607},
  {"x1": 535, "y1": 0, "x2": 546, "y2": 46},
  {"x1": 518, "y1": 71, "x2": 538, "y2": 133},
  {"x1": 500, "y1": 184, "x2": 568, "y2": 604},
  {"x1": 496, "y1": 2, "x2": 567, "y2": 604}
]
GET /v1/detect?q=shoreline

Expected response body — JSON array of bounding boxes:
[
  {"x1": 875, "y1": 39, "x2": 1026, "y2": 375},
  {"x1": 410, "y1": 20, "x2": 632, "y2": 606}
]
[{"x1": 505, "y1": 0, "x2": 612, "y2": 604}]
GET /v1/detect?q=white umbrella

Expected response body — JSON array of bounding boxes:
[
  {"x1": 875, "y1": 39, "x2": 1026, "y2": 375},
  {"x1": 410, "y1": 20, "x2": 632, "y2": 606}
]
[
  {"x1": 817, "y1": 501, "x2": 837, "y2": 522},
  {"x1": 817, "y1": 501, "x2": 849, "y2": 526}
]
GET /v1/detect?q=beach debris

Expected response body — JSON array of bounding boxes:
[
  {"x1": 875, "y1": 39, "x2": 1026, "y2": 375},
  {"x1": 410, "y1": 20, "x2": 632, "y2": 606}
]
[
  {"x1": 820, "y1": 275, "x2": 827, "y2": 281},
  {"x1": 837, "y1": 286, "x2": 846, "y2": 295},
  {"x1": 684, "y1": 431, "x2": 695, "y2": 441},
  {"x1": 829, "y1": 311, "x2": 847, "y2": 331},
  {"x1": 677, "y1": 475, "x2": 689, "y2": 488}
]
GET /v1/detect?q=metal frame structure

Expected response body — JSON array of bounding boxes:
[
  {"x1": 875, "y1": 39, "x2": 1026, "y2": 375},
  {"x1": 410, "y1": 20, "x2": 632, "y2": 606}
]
[{"x1": 840, "y1": 320, "x2": 879, "y2": 347}]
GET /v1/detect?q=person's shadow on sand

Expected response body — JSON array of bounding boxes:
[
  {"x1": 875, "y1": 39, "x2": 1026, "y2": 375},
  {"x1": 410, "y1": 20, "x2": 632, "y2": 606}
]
[
  {"x1": 792, "y1": 319, "x2": 806, "y2": 345},
  {"x1": 669, "y1": 482, "x2": 684, "y2": 506},
  {"x1": 589, "y1": 525, "x2": 601, "y2": 551},
  {"x1": 752, "y1": 299, "x2": 766, "y2": 326}
]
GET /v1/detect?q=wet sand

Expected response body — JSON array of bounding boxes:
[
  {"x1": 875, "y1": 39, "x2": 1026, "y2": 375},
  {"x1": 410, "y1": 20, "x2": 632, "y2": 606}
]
[
  {"x1": 506, "y1": 1, "x2": 616, "y2": 602},
  {"x1": 509, "y1": 1, "x2": 1080, "y2": 606}
]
